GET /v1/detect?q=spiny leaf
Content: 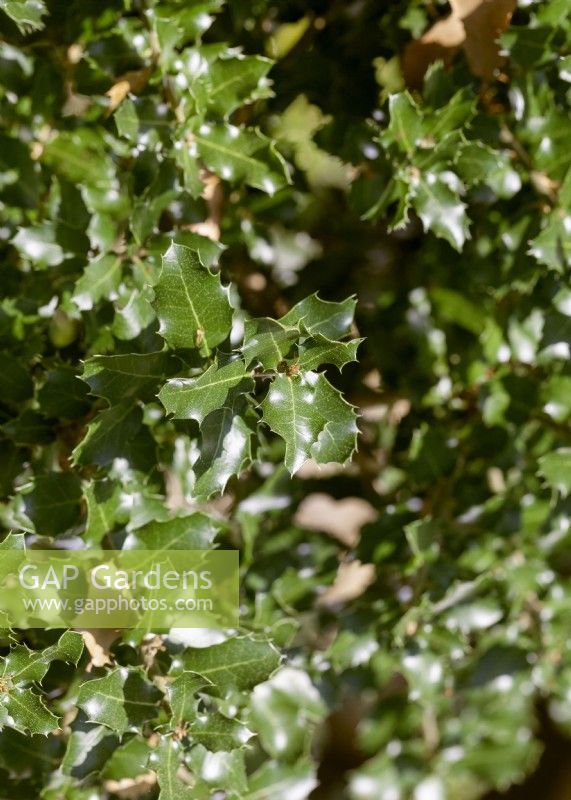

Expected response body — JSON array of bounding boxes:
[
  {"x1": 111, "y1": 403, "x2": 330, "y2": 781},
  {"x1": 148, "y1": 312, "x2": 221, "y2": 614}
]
[
  {"x1": 77, "y1": 667, "x2": 162, "y2": 736},
  {"x1": 172, "y1": 638, "x2": 281, "y2": 694},
  {"x1": 413, "y1": 173, "x2": 470, "y2": 251},
  {"x1": 189, "y1": 712, "x2": 253, "y2": 751},
  {"x1": 123, "y1": 513, "x2": 224, "y2": 550},
  {"x1": 242, "y1": 317, "x2": 299, "y2": 369},
  {"x1": 72, "y1": 255, "x2": 122, "y2": 311},
  {"x1": 188, "y1": 745, "x2": 248, "y2": 794},
  {"x1": 77, "y1": 669, "x2": 128, "y2": 736},
  {"x1": 0, "y1": 0, "x2": 47, "y2": 33},
  {"x1": 196, "y1": 54, "x2": 273, "y2": 118},
  {"x1": 1, "y1": 631, "x2": 83, "y2": 684},
  {"x1": 280, "y1": 294, "x2": 356, "y2": 339},
  {"x1": 1, "y1": 687, "x2": 60, "y2": 736},
  {"x1": 167, "y1": 672, "x2": 212, "y2": 726},
  {"x1": 153, "y1": 243, "x2": 233, "y2": 353},
  {"x1": 296, "y1": 333, "x2": 362, "y2": 371},
  {"x1": 152, "y1": 739, "x2": 194, "y2": 800},
  {"x1": 260, "y1": 372, "x2": 359, "y2": 474},
  {"x1": 191, "y1": 123, "x2": 289, "y2": 194},
  {"x1": 72, "y1": 402, "x2": 154, "y2": 468},
  {"x1": 82, "y1": 352, "x2": 180, "y2": 405},
  {"x1": 193, "y1": 403, "x2": 254, "y2": 498},
  {"x1": 158, "y1": 359, "x2": 253, "y2": 424},
  {"x1": 387, "y1": 92, "x2": 422, "y2": 155}
]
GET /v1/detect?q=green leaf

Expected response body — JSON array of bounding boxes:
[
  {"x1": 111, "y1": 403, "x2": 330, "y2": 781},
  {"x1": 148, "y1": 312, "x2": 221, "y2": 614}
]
[
  {"x1": 0, "y1": 533, "x2": 25, "y2": 550},
  {"x1": 152, "y1": 739, "x2": 194, "y2": 800},
  {"x1": 413, "y1": 173, "x2": 470, "y2": 251},
  {"x1": 72, "y1": 255, "x2": 122, "y2": 311},
  {"x1": 188, "y1": 745, "x2": 248, "y2": 794},
  {"x1": 199, "y1": 55, "x2": 273, "y2": 118},
  {"x1": 123, "y1": 513, "x2": 223, "y2": 550},
  {"x1": 538, "y1": 449, "x2": 571, "y2": 497},
  {"x1": 529, "y1": 217, "x2": 571, "y2": 273},
  {"x1": 77, "y1": 669, "x2": 128, "y2": 736},
  {"x1": 114, "y1": 99, "x2": 139, "y2": 141},
  {"x1": 1, "y1": 631, "x2": 83, "y2": 684},
  {"x1": 280, "y1": 294, "x2": 356, "y2": 339},
  {"x1": 167, "y1": 672, "x2": 212, "y2": 726},
  {"x1": 387, "y1": 92, "x2": 422, "y2": 155},
  {"x1": 250, "y1": 668, "x2": 326, "y2": 760},
  {"x1": 38, "y1": 366, "x2": 91, "y2": 420},
  {"x1": 82, "y1": 352, "x2": 179, "y2": 405},
  {"x1": 84, "y1": 479, "x2": 122, "y2": 543},
  {"x1": 192, "y1": 123, "x2": 289, "y2": 194},
  {"x1": 260, "y1": 372, "x2": 359, "y2": 474},
  {"x1": 22, "y1": 472, "x2": 83, "y2": 536},
  {"x1": 153, "y1": 243, "x2": 233, "y2": 353},
  {"x1": 193, "y1": 403, "x2": 254, "y2": 498},
  {"x1": 0, "y1": 0, "x2": 47, "y2": 34},
  {"x1": 173, "y1": 637, "x2": 280, "y2": 693},
  {"x1": 242, "y1": 317, "x2": 299, "y2": 369},
  {"x1": 296, "y1": 333, "x2": 361, "y2": 371},
  {"x1": 62, "y1": 723, "x2": 118, "y2": 780},
  {"x1": 72, "y1": 402, "x2": 154, "y2": 468},
  {"x1": 158, "y1": 360, "x2": 253, "y2": 424},
  {"x1": 102, "y1": 735, "x2": 152, "y2": 781},
  {"x1": 1, "y1": 687, "x2": 59, "y2": 736},
  {"x1": 0, "y1": 353, "x2": 34, "y2": 407},
  {"x1": 247, "y1": 759, "x2": 318, "y2": 800},
  {"x1": 189, "y1": 712, "x2": 252, "y2": 751}
]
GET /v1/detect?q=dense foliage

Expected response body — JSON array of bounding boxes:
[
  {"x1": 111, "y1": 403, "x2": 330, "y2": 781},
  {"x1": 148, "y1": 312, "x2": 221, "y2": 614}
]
[{"x1": 0, "y1": 0, "x2": 570, "y2": 797}]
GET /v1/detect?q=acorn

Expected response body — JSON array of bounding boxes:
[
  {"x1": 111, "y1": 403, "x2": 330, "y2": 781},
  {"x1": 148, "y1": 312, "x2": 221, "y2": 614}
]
[{"x1": 49, "y1": 309, "x2": 79, "y2": 348}]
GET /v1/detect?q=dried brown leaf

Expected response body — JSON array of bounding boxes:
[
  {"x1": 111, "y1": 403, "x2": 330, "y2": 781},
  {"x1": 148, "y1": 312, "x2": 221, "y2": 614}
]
[{"x1": 402, "y1": 0, "x2": 516, "y2": 88}]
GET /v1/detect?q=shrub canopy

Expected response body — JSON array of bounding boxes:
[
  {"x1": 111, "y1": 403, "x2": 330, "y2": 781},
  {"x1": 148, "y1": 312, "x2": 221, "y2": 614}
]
[{"x1": 0, "y1": 0, "x2": 570, "y2": 797}]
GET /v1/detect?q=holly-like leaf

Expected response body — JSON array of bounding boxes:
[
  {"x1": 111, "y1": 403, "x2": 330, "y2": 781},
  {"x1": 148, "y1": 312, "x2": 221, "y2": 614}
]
[
  {"x1": 260, "y1": 372, "x2": 359, "y2": 474},
  {"x1": 152, "y1": 243, "x2": 233, "y2": 353},
  {"x1": 72, "y1": 402, "x2": 154, "y2": 469},
  {"x1": 193, "y1": 403, "x2": 254, "y2": 498},
  {"x1": 191, "y1": 123, "x2": 289, "y2": 194},
  {"x1": 77, "y1": 669, "x2": 128, "y2": 736},
  {"x1": 188, "y1": 745, "x2": 248, "y2": 795},
  {"x1": 167, "y1": 672, "x2": 212, "y2": 726},
  {"x1": 82, "y1": 353, "x2": 180, "y2": 405},
  {"x1": 413, "y1": 173, "x2": 470, "y2": 251},
  {"x1": 173, "y1": 638, "x2": 280, "y2": 694},
  {"x1": 296, "y1": 333, "x2": 362, "y2": 371},
  {"x1": 38, "y1": 366, "x2": 91, "y2": 420},
  {"x1": 84, "y1": 479, "x2": 122, "y2": 544},
  {"x1": 0, "y1": 0, "x2": 47, "y2": 34},
  {"x1": 0, "y1": 533, "x2": 25, "y2": 550},
  {"x1": 123, "y1": 513, "x2": 223, "y2": 550},
  {"x1": 189, "y1": 712, "x2": 252, "y2": 751},
  {"x1": 198, "y1": 55, "x2": 273, "y2": 118},
  {"x1": 22, "y1": 472, "x2": 83, "y2": 536},
  {"x1": 247, "y1": 759, "x2": 319, "y2": 800},
  {"x1": 1, "y1": 631, "x2": 83, "y2": 684},
  {"x1": 158, "y1": 360, "x2": 253, "y2": 424},
  {"x1": 152, "y1": 739, "x2": 195, "y2": 800},
  {"x1": 280, "y1": 294, "x2": 356, "y2": 339},
  {"x1": 387, "y1": 92, "x2": 422, "y2": 155},
  {"x1": 1, "y1": 687, "x2": 59, "y2": 736},
  {"x1": 242, "y1": 317, "x2": 299, "y2": 369}
]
